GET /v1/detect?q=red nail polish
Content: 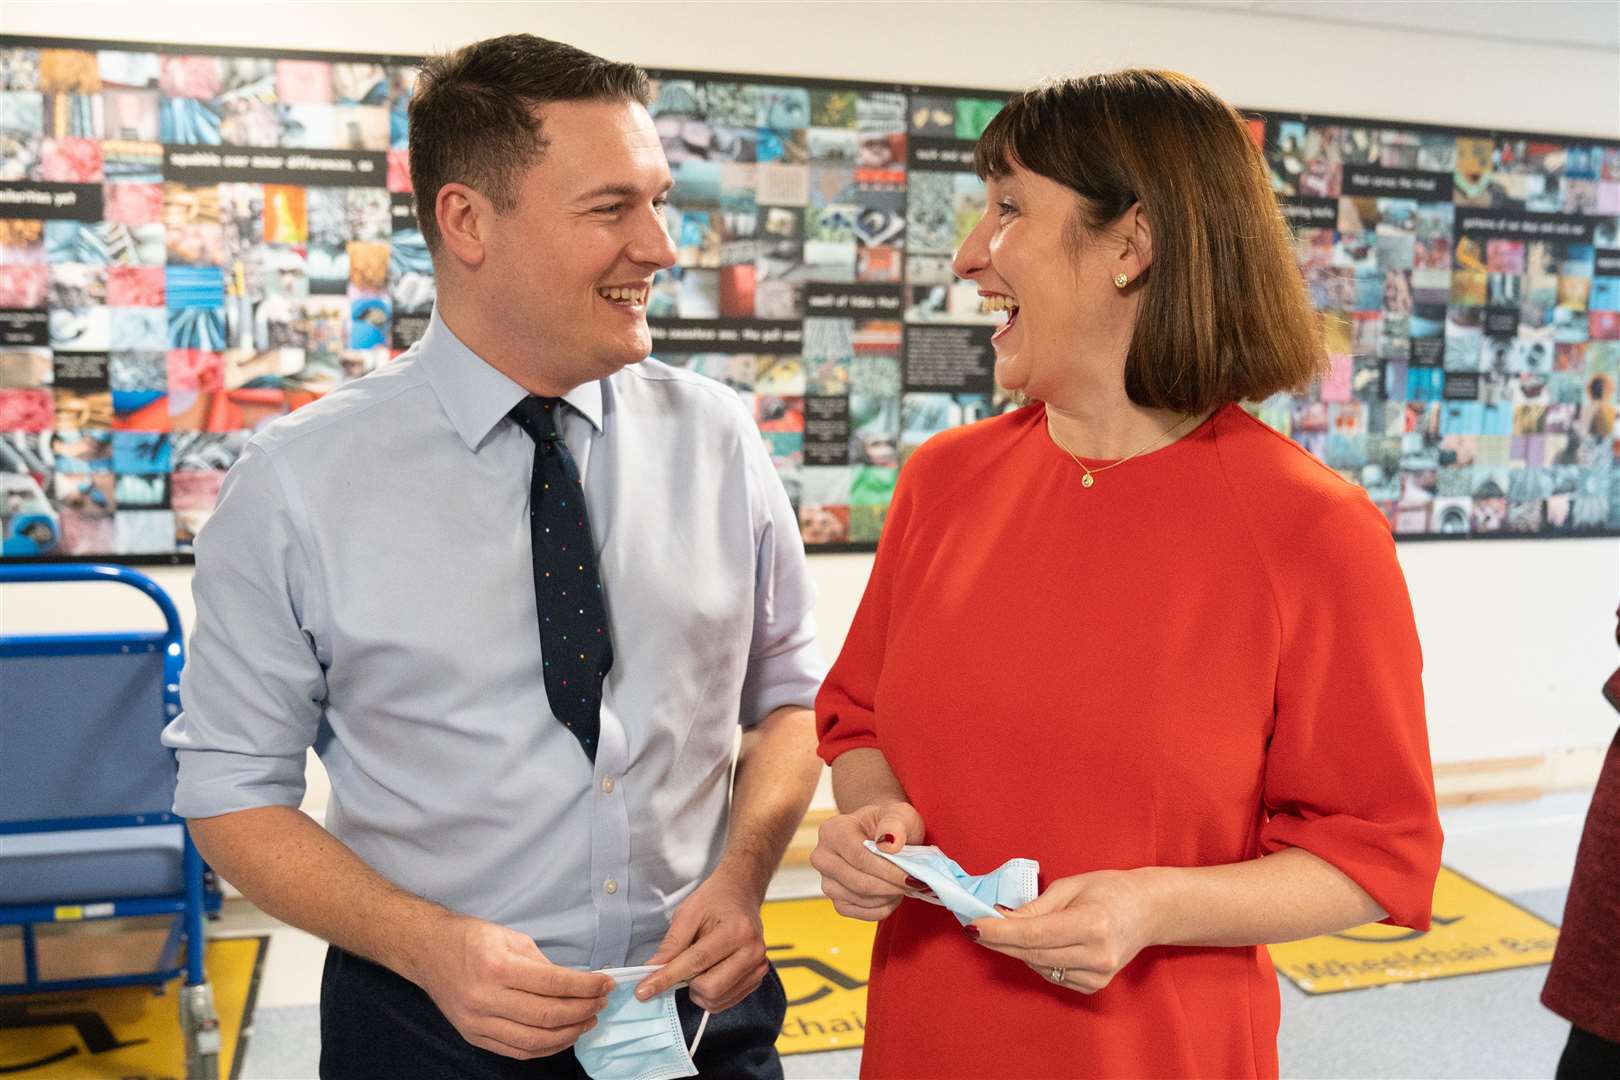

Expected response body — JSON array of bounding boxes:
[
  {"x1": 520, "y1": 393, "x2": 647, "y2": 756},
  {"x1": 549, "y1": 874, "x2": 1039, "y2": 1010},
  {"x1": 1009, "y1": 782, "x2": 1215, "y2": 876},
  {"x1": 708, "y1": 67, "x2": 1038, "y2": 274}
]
[
  {"x1": 964, "y1": 925, "x2": 980, "y2": 940},
  {"x1": 878, "y1": 833, "x2": 895, "y2": 844},
  {"x1": 905, "y1": 876, "x2": 927, "y2": 889}
]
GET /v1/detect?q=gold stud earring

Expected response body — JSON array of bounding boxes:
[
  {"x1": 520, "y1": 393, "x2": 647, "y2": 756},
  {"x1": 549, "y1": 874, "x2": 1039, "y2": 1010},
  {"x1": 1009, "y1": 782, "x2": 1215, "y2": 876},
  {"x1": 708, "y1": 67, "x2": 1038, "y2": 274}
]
[{"x1": 1114, "y1": 273, "x2": 1129, "y2": 288}]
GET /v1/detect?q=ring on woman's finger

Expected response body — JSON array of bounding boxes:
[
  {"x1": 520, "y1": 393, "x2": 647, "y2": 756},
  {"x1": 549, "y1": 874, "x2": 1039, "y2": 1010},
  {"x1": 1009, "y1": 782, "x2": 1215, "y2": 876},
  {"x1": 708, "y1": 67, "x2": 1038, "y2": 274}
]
[{"x1": 1047, "y1": 966, "x2": 1066, "y2": 984}]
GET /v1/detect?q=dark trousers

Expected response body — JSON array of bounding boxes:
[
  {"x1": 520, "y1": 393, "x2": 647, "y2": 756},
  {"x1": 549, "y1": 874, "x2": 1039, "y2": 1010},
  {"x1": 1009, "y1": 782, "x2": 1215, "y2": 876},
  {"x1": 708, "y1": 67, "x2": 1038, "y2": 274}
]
[
  {"x1": 319, "y1": 946, "x2": 786, "y2": 1080},
  {"x1": 1556, "y1": 1025, "x2": 1620, "y2": 1080}
]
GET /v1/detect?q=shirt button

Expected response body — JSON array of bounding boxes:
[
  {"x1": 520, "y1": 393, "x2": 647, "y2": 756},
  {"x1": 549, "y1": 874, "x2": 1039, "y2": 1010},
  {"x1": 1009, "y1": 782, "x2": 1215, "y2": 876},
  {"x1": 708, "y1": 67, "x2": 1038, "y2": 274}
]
[
  {"x1": 601, "y1": 776, "x2": 616, "y2": 794},
  {"x1": 603, "y1": 878, "x2": 619, "y2": 895}
]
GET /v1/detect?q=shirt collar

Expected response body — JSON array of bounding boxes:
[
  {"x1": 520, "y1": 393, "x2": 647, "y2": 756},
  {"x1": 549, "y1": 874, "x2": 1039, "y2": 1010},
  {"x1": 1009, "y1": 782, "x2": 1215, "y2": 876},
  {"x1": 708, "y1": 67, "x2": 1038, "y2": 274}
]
[{"x1": 416, "y1": 306, "x2": 605, "y2": 452}]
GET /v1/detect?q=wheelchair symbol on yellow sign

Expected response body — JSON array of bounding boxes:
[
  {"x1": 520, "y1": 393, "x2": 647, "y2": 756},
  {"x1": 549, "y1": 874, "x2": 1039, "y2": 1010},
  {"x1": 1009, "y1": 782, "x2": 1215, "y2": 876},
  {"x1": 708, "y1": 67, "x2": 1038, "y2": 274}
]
[
  {"x1": 0, "y1": 1001, "x2": 147, "y2": 1074},
  {"x1": 768, "y1": 946, "x2": 867, "y2": 1007},
  {"x1": 0, "y1": 935, "x2": 263, "y2": 1078},
  {"x1": 762, "y1": 897, "x2": 877, "y2": 1055}
]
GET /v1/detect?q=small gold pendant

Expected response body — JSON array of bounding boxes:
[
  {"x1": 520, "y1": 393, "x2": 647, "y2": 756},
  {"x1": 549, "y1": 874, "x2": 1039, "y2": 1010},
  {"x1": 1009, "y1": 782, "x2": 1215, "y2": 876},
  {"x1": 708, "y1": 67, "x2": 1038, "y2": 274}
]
[{"x1": 1081, "y1": 474, "x2": 1095, "y2": 488}]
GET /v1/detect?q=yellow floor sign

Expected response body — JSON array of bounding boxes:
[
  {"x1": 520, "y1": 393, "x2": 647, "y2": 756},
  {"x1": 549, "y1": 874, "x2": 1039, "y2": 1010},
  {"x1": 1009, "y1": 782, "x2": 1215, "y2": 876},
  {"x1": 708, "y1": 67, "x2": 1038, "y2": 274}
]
[
  {"x1": 1270, "y1": 867, "x2": 1559, "y2": 994},
  {"x1": 0, "y1": 935, "x2": 264, "y2": 1078},
  {"x1": 763, "y1": 865, "x2": 1562, "y2": 1054},
  {"x1": 763, "y1": 897, "x2": 876, "y2": 1056}
]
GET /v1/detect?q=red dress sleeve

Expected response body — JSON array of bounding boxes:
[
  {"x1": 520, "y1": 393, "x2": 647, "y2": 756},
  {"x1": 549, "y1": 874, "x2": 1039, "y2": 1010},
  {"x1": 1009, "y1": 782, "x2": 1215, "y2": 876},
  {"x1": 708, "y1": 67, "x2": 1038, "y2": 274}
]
[
  {"x1": 1256, "y1": 493, "x2": 1443, "y2": 930},
  {"x1": 815, "y1": 464, "x2": 920, "y2": 764}
]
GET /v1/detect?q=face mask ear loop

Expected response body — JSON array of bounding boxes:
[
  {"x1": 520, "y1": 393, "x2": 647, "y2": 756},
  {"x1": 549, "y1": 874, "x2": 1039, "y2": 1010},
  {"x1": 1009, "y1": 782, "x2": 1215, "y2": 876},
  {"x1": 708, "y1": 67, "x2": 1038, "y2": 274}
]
[{"x1": 688, "y1": 1010, "x2": 711, "y2": 1059}]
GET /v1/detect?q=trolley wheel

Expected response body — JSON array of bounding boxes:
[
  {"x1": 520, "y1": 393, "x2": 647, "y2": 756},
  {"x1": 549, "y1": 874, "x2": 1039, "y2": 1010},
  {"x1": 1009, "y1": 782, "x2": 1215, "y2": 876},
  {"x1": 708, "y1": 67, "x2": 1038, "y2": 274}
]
[{"x1": 180, "y1": 980, "x2": 221, "y2": 1080}]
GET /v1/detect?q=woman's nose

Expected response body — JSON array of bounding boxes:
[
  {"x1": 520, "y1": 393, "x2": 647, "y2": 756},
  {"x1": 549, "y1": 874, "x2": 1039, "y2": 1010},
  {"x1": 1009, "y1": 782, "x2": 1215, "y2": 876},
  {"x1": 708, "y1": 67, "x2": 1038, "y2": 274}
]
[{"x1": 952, "y1": 212, "x2": 991, "y2": 280}]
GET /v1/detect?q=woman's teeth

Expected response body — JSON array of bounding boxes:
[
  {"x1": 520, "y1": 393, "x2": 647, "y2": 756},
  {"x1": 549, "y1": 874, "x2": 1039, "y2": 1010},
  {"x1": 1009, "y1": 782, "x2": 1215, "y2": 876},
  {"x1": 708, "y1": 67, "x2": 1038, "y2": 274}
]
[
  {"x1": 980, "y1": 295, "x2": 1019, "y2": 317},
  {"x1": 597, "y1": 286, "x2": 647, "y2": 305}
]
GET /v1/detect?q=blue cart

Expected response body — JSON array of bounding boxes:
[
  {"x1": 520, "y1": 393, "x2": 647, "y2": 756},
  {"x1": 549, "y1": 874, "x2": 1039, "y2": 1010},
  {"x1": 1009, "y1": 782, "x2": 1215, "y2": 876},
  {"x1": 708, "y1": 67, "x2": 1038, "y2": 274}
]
[{"x1": 0, "y1": 563, "x2": 223, "y2": 1079}]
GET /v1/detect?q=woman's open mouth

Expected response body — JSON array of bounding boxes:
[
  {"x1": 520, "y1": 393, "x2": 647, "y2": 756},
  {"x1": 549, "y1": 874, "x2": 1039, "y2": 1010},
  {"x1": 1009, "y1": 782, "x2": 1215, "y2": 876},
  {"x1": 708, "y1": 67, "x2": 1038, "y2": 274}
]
[{"x1": 982, "y1": 293, "x2": 1019, "y2": 339}]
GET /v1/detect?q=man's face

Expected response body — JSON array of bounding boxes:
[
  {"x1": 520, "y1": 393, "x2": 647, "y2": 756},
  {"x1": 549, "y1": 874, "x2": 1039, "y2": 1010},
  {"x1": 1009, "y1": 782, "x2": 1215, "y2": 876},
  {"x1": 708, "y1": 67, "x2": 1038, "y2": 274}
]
[{"x1": 480, "y1": 99, "x2": 677, "y2": 387}]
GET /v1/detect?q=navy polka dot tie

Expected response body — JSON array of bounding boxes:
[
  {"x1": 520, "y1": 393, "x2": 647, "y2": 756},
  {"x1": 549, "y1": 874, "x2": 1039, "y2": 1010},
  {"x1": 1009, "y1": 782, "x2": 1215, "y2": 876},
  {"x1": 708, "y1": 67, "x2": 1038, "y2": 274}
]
[{"x1": 509, "y1": 396, "x2": 612, "y2": 762}]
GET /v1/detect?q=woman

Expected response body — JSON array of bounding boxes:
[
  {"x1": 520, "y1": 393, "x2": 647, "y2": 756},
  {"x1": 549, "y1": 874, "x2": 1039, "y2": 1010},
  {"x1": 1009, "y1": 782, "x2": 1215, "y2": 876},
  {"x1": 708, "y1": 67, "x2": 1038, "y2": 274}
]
[
  {"x1": 1541, "y1": 604, "x2": 1620, "y2": 1079},
  {"x1": 811, "y1": 71, "x2": 1443, "y2": 1079}
]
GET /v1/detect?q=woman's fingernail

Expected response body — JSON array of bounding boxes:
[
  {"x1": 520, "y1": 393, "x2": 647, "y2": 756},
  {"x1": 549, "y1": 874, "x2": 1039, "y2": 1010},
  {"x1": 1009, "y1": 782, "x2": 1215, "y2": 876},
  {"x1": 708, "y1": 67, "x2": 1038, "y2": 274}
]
[
  {"x1": 878, "y1": 833, "x2": 895, "y2": 844},
  {"x1": 905, "y1": 876, "x2": 928, "y2": 889},
  {"x1": 964, "y1": 925, "x2": 981, "y2": 940}
]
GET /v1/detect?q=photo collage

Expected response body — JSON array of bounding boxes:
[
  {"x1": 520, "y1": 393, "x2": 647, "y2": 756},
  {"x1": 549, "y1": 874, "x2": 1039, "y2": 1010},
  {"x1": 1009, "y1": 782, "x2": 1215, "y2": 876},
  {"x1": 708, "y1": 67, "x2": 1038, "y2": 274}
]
[
  {"x1": 0, "y1": 39, "x2": 427, "y2": 557},
  {"x1": 645, "y1": 75, "x2": 1006, "y2": 545},
  {"x1": 1262, "y1": 116, "x2": 1620, "y2": 536},
  {"x1": 0, "y1": 37, "x2": 1614, "y2": 558}
]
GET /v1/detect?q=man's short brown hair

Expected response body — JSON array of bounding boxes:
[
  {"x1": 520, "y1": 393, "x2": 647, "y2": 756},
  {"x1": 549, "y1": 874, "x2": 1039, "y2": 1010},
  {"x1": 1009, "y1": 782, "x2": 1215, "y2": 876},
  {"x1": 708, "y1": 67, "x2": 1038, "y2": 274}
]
[
  {"x1": 975, "y1": 71, "x2": 1327, "y2": 413},
  {"x1": 408, "y1": 34, "x2": 651, "y2": 254}
]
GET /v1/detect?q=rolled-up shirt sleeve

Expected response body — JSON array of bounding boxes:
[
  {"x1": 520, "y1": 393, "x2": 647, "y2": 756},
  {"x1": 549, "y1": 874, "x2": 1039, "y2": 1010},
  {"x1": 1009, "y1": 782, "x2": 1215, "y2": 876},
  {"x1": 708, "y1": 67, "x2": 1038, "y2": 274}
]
[
  {"x1": 737, "y1": 419, "x2": 826, "y2": 727},
  {"x1": 1256, "y1": 495, "x2": 1442, "y2": 931},
  {"x1": 162, "y1": 441, "x2": 328, "y2": 817}
]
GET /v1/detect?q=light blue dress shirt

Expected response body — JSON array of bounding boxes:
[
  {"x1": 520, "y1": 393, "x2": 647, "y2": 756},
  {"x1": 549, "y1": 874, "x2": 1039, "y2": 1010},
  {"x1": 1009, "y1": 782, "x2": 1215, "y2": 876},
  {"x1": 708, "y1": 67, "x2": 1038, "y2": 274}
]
[{"x1": 162, "y1": 308, "x2": 826, "y2": 970}]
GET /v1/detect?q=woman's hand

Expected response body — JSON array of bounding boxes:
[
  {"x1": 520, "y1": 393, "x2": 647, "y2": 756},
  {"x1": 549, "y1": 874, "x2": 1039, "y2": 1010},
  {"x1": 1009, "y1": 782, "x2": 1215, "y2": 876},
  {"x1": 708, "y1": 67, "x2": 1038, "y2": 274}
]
[
  {"x1": 808, "y1": 801, "x2": 927, "y2": 921},
  {"x1": 968, "y1": 869, "x2": 1161, "y2": 994}
]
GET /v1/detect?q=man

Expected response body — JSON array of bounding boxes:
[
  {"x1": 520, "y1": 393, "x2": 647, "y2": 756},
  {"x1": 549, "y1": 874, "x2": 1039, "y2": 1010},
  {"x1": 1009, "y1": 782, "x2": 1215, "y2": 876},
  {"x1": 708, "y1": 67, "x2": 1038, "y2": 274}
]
[{"x1": 163, "y1": 34, "x2": 825, "y2": 1079}]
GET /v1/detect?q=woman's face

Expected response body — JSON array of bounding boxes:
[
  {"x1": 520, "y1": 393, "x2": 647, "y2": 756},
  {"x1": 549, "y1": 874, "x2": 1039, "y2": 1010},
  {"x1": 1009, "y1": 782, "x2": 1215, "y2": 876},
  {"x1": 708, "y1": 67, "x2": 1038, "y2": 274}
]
[{"x1": 951, "y1": 163, "x2": 1137, "y2": 402}]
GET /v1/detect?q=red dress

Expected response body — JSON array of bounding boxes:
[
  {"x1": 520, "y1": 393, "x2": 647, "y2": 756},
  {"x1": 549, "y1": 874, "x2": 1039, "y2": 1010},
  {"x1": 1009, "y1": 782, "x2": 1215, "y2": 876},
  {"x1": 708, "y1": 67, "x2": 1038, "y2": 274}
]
[{"x1": 817, "y1": 403, "x2": 1444, "y2": 1079}]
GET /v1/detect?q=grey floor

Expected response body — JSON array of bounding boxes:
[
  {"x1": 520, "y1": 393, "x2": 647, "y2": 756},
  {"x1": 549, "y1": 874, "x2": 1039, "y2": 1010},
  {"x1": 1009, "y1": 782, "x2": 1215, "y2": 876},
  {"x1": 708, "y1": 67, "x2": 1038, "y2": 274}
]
[{"x1": 237, "y1": 886, "x2": 1575, "y2": 1080}]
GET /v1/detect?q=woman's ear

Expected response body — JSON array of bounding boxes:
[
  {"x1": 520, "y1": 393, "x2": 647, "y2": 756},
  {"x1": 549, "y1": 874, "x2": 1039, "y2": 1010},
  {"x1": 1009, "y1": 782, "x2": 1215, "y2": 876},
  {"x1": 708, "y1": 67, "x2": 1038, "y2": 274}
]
[{"x1": 1124, "y1": 203, "x2": 1153, "y2": 277}]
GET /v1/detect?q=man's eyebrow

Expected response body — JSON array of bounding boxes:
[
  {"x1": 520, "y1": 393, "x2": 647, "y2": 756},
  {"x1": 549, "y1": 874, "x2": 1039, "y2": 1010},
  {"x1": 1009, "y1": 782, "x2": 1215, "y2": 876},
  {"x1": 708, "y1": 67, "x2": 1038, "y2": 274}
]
[{"x1": 573, "y1": 180, "x2": 675, "y2": 204}]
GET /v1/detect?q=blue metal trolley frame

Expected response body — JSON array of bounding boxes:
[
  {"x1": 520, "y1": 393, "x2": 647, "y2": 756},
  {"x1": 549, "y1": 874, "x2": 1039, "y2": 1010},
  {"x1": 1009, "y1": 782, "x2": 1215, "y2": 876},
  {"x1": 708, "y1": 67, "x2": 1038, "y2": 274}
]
[{"x1": 0, "y1": 563, "x2": 223, "y2": 1079}]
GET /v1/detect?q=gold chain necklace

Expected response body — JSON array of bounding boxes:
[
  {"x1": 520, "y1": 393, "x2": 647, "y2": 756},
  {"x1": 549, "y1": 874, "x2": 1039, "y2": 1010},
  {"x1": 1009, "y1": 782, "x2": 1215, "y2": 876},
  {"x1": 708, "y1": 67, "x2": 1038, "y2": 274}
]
[{"x1": 1047, "y1": 412, "x2": 1199, "y2": 488}]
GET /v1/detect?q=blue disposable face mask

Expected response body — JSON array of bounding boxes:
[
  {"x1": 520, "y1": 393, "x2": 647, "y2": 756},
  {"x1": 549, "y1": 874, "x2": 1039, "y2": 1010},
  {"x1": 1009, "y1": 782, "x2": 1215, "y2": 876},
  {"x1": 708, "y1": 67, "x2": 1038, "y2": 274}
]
[
  {"x1": 572, "y1": 965, "x2": 708, "y2": 1080},
  {"x1": 863, "y1": 841, "x2": 1040, "y2": 925}
]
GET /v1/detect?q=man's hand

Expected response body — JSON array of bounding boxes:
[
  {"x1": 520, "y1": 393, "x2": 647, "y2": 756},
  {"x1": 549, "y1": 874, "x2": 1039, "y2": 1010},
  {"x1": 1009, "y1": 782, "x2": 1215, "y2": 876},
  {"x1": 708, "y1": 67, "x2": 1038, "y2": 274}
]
[
  {"x1": 411, "y1": 913, "x2": 615, "y2": 1059},
  {"x1": 809, "y1": 800, "x2": 926, "y2": 921},
  {"x1": 633, "y1": 869, "x2": 768, "y2": 1011}
]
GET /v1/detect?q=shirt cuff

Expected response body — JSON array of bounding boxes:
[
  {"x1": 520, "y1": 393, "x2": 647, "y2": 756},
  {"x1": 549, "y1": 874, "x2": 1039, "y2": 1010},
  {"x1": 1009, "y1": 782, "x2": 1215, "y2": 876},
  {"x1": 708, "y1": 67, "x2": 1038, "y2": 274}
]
[
  {"x1": 739, "y1": 642, "x2": 827, "y2": 727},
  {"x1": 171, "y1": 746, "x2": 308, "y2": 819}
]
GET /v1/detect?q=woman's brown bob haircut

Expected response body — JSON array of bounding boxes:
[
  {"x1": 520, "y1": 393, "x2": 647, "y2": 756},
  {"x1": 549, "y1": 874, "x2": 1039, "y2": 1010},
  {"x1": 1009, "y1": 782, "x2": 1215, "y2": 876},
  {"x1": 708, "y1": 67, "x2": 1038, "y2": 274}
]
[{"x1": 974, "y1": 70, "x2": 1326, "y2": 413}]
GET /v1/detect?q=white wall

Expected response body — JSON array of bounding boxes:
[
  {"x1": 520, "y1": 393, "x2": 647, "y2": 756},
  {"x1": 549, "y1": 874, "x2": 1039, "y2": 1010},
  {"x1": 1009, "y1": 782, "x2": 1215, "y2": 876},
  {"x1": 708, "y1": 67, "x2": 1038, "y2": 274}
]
[{"x1": 5, "y1": 2, "x2": 1619, "y2": 805}]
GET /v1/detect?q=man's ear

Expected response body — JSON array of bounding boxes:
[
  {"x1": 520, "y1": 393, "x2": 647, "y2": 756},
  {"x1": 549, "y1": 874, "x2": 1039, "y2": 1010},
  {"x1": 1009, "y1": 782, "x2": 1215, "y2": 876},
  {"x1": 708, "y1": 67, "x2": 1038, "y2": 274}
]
[{"x1": 435, "y1": 182, "x2": 490, "y2": 270}]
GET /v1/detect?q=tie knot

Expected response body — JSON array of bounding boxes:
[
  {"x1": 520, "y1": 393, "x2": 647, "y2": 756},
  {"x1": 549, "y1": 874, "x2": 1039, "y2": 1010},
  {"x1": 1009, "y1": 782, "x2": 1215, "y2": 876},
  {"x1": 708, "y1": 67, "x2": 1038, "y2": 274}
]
[{"x1": 509, "y1": 396, "x2": 563, "y2": 442}]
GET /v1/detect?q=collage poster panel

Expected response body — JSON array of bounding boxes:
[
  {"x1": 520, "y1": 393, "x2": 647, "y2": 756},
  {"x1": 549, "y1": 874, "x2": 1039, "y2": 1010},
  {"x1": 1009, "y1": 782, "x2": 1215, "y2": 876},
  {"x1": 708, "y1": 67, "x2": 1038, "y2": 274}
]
[{"x1": 0, "y1": 36, "x2": 1616, "y2": 560}]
